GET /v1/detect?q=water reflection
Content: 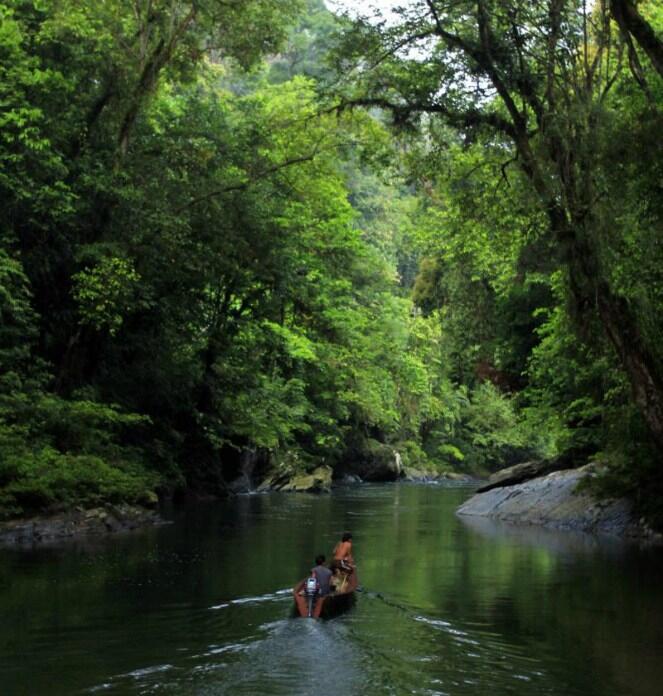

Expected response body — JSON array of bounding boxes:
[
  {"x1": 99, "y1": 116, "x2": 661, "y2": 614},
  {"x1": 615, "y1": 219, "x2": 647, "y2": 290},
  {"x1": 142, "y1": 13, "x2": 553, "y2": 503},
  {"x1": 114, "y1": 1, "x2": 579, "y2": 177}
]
[
  {"x1": 0, "y1": 484, "x2": 662, "y2": 695},
  {"x1": 458, "y1": 514, "x2": 633, "y2": 556}
]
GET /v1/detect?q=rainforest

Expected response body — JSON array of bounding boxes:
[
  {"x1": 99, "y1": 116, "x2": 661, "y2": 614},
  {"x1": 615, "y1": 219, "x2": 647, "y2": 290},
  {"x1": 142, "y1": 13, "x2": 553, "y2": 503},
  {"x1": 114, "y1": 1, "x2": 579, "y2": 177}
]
[{"x1": 1, "y1": 0, "x2": 662, "y2": 528}]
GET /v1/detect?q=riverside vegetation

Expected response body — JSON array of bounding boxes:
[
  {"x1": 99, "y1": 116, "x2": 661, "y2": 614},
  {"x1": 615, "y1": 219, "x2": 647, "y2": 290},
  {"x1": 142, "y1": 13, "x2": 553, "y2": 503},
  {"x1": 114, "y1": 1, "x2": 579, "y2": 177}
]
[{"x1": 1, "y1": 0, "x2": 662, "y2": 528}]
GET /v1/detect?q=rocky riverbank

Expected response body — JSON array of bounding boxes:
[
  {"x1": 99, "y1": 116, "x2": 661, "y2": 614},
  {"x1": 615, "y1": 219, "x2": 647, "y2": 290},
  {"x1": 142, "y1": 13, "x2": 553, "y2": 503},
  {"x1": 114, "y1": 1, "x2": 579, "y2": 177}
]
[
  {"x1": 256, "y1": 464, "x2": 334, "y2": 493},
  {"x1": 0, "y1": 504, "x2": 165, "y2": 546},
  {"x1": 0, "y1": 455, "x2": 473, "y2": 545},
  {"x1": 227, "y1": 439, "x2": 478, "y2": 494},
  {"x1": 244, "y1": 460, "x2": 475, "y2": 494},
  {"x1": 401, "y1": 467, "x2": 475, "y2": 484},
  {"x1": 457, "y1": 466, "x2": 660, "y2": 541}
]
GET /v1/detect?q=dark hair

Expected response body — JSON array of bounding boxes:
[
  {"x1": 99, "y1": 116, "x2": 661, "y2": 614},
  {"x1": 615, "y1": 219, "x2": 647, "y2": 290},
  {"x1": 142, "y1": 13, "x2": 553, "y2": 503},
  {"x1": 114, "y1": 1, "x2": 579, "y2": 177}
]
[
  {"x1": 341, "y1": 532, "x2": 352, "y2": 542},
  {"x1": 315, "y1": 554, "x2": 325, "y2": 565}
]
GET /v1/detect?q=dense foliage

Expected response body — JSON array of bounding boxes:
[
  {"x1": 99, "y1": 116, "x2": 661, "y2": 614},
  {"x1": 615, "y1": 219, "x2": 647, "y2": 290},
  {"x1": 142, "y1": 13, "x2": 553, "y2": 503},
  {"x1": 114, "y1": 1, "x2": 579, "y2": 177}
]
[
  {"x1": 1, "y1": 0, "x2": 661, "y2": 524},
  {"x1": 330, "y1": 0, "x2": 663, "y2": 521}
]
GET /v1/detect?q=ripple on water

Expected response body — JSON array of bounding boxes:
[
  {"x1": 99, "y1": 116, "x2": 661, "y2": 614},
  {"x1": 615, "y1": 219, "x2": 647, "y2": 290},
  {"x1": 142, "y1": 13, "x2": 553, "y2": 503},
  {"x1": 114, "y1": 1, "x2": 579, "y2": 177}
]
[
  {"x1": 90, "y1": 618, "x2": 367, "y2": 696},
  {"x1": 5, "y1": 484, "x2": 661, "y2": 696},
  {"x1": 335, "y1": 592, "x2": 564, "y2": 696},
  {"x1": 209, "y1": 588, "x2": 290, "y2": 610}
]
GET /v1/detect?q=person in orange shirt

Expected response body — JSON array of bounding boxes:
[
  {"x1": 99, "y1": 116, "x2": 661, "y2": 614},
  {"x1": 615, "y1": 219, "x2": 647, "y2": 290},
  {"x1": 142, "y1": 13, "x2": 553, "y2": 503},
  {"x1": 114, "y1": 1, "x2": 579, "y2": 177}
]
[{"x1": 333, "y1": 532, "x2": 354, "y2": 571}]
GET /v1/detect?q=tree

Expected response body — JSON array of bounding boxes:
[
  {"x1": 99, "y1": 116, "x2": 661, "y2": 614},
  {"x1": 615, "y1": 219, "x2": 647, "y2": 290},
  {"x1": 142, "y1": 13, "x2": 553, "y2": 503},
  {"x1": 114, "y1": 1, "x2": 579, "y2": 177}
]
[
  {"x1": 609, "y1": 0, "x2": 663, "y2": 80},
  {"x1": 332, "y1": 0, "x2": 663, "y2": 453}
]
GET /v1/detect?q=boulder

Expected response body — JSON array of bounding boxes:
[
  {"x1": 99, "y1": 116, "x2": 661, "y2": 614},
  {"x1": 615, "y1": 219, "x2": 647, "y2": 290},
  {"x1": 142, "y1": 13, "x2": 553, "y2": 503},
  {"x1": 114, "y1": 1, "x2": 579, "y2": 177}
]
[
  {"x1": 256, "y1": 469, "x2": 293, "y2": 492},
  {"x1": 457, "y1": 468, "x2": 645, "y2": 538},
  {"x1": 402, "y1": 466, "x2": 434, "y2": 481},
  {"x1": 476, "y1": 455, "x2": 581, "y2": 493},
  {"x1": 402, "y1": 467, "x2": 475, "y2": 483},
  {"x1": 280, "y1": 465, "x2": 333, "y2": 493},
  {"x1": 335, "y1": 474, "x2": 363, "y2": 485},
  {"x1": 440, "y1": 471, "x2": 475, "y2": 483}
]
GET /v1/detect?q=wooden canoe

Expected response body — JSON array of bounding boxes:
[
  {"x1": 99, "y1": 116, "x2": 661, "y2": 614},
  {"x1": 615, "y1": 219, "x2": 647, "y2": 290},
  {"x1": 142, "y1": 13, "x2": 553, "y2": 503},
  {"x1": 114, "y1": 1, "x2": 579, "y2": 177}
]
[{"x1": 292, "y1": 567, "x2": 358, "y2": 618}]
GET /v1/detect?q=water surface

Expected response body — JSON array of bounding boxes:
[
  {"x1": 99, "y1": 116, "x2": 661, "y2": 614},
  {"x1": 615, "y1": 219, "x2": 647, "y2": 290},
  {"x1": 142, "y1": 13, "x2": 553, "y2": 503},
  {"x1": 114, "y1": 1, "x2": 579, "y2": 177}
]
[{"x1": 1, "y1": 484, "x2": 662, "y2": 695}]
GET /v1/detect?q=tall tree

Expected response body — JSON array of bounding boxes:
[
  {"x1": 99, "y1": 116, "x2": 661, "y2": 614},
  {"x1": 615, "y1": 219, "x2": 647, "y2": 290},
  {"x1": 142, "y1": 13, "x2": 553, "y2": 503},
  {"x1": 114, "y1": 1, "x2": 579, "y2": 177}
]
[
  {"x1": 332, "y1": 0, "x2": 663, "y2": 452},
  {"x1": 610, "y1": 0, "x2": 663, "y2": 79}
]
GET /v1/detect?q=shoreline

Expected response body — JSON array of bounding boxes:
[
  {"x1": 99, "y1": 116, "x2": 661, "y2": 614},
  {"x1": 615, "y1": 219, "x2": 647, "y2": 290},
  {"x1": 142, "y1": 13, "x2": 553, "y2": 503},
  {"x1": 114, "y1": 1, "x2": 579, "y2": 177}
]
[
  {"x1": 0, "y1": 475, "x2": 476, "y2": 546},
  {"x1": 456, "y1": 468, "x2": 662, "y2": 543},
  {"x1": 0, "y1": 503, "x2": 166, "y2": 546},
  {"x1": 5, "y1": 470, "x2": 656, "y2": 547}
]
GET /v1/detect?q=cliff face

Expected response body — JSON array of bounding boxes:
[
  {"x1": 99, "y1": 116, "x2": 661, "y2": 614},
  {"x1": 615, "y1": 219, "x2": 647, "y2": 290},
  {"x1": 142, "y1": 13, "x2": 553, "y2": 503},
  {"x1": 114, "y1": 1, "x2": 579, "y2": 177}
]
[{"x1": 457, "y1": 468, "x2": 647, "y2": 539}]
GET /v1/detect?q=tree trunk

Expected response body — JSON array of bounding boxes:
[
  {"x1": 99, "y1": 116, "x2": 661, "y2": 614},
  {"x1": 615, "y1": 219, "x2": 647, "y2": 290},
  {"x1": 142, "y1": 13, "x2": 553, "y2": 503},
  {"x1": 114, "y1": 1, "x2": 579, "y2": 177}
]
[
  {"x1": 595, "y1": 282, "x2": 663, "y2": 451},
  {"x1": 564, "y1": 228, "x2": 663, "y2": 453},
  {"x1": 610, "y1": 0, "x2": 663, "y2": 79}
]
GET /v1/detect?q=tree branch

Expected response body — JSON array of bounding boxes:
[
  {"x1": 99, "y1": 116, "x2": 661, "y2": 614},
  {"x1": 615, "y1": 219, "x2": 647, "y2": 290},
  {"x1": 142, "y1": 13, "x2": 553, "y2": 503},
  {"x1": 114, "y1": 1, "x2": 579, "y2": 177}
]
[
  {"x1": 610, "y1": 0, "x2": 663, "y2": 79},
  {"x1": 117, "y1": 5, "x2": 197, "y2": 163},
  {"x1": 335, "y1": 96, "x2": 520, "y2": 139},
  {"x1": 175, "y1": 149, "x2": 324, "y2": 214}
]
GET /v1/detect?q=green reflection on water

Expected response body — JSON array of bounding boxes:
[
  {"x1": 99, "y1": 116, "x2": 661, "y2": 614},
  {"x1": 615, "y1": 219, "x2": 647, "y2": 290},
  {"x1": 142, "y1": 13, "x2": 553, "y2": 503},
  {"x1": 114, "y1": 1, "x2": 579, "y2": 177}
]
[{"x1": 0, "y1": 484, "x2": 662, "y2": 695}]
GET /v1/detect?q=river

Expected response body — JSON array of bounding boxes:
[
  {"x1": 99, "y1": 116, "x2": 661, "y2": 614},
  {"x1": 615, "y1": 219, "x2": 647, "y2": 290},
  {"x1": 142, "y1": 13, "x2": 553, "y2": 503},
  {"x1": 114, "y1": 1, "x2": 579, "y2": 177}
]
[{"x1": 1, "y1": 483, "x2": 662, "y2": 695}]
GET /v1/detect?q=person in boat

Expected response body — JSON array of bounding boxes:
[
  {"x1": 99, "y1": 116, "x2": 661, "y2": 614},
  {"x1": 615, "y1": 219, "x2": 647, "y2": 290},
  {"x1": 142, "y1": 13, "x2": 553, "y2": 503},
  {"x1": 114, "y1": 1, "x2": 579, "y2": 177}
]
[
  {"x1": 333, "y1": 532, "x2": 354, "y2": 572},
  {"x1": 311, "y1": 554, "x2": 333, "y2": 596}
]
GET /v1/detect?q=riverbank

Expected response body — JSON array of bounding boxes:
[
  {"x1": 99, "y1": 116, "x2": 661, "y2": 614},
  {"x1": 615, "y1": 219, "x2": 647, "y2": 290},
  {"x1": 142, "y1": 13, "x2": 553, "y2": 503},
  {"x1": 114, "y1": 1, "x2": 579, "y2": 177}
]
[
  {"x1": 457, "y1": 467, "x2": 661, "y2": 541},
  {"x1": 0, "y1": 504, "x2": 165, "y2": 545},
  {"x1": 0, "y1": 466, "x2": 476, "y2": 545}
]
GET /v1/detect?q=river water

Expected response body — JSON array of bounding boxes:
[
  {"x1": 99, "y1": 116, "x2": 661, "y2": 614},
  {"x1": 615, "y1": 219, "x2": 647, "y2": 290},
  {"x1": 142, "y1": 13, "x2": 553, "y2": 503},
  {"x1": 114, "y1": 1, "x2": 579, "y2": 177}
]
[{"x1": 1, "y1": 483, "x2": 662, "y2": 695}]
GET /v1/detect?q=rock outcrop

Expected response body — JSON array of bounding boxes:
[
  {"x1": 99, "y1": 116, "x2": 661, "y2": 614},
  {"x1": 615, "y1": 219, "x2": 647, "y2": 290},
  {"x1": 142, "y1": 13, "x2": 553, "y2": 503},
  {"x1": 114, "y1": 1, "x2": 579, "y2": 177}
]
[
  {"x1": 0, "y1": 504, "x2": 165, "y2": 545},
  {"x1": 348, "y1": 441, "x2": 403, "y2": 482},
  {"x1": 280, "y1": 465, "x2": 333, "y2": 493},
  {"x1": 402, "y1": 467, "x2": 474, "y2": 484},
  {"x1": 457, "y1": 468, "x2": 647, "y2": 538},
  {"x1": 475, "y1": 456, "x2": 579, "y2": 493},
  {"x1": 257, "y1": 464, "x2": 333, "y2": 493}
]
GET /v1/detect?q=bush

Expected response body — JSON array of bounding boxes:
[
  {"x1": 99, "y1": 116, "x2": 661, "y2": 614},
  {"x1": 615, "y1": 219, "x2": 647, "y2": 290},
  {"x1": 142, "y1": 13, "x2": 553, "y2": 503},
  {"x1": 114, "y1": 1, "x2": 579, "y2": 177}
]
[
  {"x1": 0, "y1": 447, "x2": 157, "y2": 519},
  {"x1": 0, "y1": 394, "x2": 158, "y2": 519},
  {"x1": 397, "y1": 439, "x2": 430, "y2": 470}
]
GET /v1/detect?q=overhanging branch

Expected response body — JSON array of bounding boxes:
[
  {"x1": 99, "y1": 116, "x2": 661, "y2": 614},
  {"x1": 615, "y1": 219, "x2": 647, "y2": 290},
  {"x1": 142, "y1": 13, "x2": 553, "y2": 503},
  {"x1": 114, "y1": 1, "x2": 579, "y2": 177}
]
[
  {"x1": 335, "y1": 96, "x2": 519, "y2": 139},
  {"x1": 176, "y1": 148, "x2": 324, "y2": 214}
]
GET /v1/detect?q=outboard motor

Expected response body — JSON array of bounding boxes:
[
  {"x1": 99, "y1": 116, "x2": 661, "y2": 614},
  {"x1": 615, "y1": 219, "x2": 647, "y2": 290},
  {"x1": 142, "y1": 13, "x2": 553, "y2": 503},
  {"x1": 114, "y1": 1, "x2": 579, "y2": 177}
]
[{"x1": 304, "y1": 575, "x2": 319, "y2": 617}]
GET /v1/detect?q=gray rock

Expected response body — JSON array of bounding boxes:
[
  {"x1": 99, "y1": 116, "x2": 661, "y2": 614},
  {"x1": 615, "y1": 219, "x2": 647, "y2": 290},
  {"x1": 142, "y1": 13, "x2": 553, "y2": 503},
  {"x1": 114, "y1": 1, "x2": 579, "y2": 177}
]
[
  {"x1": 336, "y1": 474, "x2": 363, "y2": 485},
  {"x1": 256, "y1": 464, "x2": 334, "y2": 493},
  {"x1": 476, "y1": 456, "x2": 580, "y2": 493},
  {"x1": 256, "y1": 469, "x2": 292, "y2": 492},
  {"x1": 0, "y1": 505, "x2": 165, "y2": 546},
  {"x1": 440, "y1": 471, "x2": 475, "y2": 483},
  {"x1": 457, "y1": 468, "x2": 643, "y2": 538},
  {"x1": 402, "y1": 466, "x2": 435, "y2": 481},
  {"x1": 227, "y1": 473, "x2": 253, "y2": 494},
  {"x1": 402, "y1": 468, "x2": 476, "y2": 484},
  {"x1": 280, "y1": 465, "x2": 333, "y2": 493},
  {"x1": 227, "y1": 449, "x2": 265, "y2": 493}
]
